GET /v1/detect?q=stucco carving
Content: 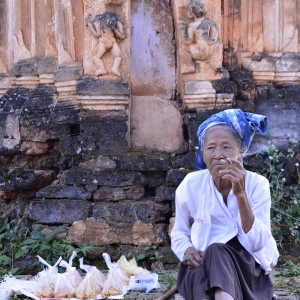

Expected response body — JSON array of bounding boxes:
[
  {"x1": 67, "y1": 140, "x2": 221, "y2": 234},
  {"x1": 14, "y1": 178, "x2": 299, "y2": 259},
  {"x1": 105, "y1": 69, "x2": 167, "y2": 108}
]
[
  {"x1": 14, "y1": 31, "x2": 32, "y2": 62},
  {"x1": 242, "y1": 0, "x2": 299, "y2": 53},
  {"x1": 56, "y1": 0, "x2": 75, "y2": 64},
  {"x1": 45, "y1": 35, "x2": 58, "y2": 58},
  {"x1": 83, "y1": 0, "x2": 128, "y2": 80},
  {"x1": 173, "y1": 0, "x2": 228, "y2": 111},
  {"x1": 86, "y1": 12, "x2": 125, "y2": 77},
  {"x1": 57, "y1": 35, "x2": 73, "y2": 64},
  {"x1": 178, "y1": 1, "x2": 222, "y2": 75},
  {"x1": 240, "y1": 0, "x2": 300, "y2": 85}
]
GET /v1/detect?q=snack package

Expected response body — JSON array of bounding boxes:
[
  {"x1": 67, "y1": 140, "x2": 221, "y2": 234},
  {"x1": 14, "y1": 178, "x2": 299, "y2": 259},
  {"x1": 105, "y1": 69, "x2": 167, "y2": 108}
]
[
  {"x1": 101, "y1": 253, "x2": 130, "y2": 297},
  {"x1": 128, "y1": 272, "x2": 160, "y2": 293},
  {"x1": 53, "y1": 251, "x2": 82, "y2": 298},
  {"x1": 35, "y1": 256, "x2": 62, "y2": 298},
  {"x1": 75, "y1": 257, "x2": 107, "y2": 299},
  {"x1": 117, "y1": 255, "x2": 151, "y2": 278}
]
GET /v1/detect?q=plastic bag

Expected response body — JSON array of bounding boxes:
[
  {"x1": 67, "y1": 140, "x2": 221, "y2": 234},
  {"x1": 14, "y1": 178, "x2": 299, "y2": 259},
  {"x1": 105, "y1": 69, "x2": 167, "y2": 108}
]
[
  {"x1": 53, "y1": 251, "x2": 82, "y2": 298},
  {"x1": 0, "y1": 275, "x2": 39, "y2": 300},
  {"x1": 75, "y1": 257, "x2": 107, "y2": 299},
  {"x1": 117, "y1": 255, "x2": 151, "y2": 278},
  {"x1": 35, "y1": 256, "x2": 62, "y2": 298},
  {"x1": 128, "y1": 273, "x2": 161, "y2": 292},
  {"x1": 101, "y1": 253, "x2": 130, "y2": 297}
]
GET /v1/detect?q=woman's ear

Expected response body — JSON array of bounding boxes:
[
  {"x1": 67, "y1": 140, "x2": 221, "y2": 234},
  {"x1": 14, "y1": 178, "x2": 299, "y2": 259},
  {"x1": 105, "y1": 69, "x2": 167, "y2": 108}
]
[{"x1": 201, "y1": 148, "x2": 206, "y2": 163}]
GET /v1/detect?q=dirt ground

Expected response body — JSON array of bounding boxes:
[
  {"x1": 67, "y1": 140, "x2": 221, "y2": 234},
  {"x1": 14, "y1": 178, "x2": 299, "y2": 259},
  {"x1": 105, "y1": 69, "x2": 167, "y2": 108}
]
[
  {"x1": 13, "y1": 267, "x2": 300, "y2": 299},
  {"x1": 125, "y1": 268, "x2": 300, "y2": 300}
]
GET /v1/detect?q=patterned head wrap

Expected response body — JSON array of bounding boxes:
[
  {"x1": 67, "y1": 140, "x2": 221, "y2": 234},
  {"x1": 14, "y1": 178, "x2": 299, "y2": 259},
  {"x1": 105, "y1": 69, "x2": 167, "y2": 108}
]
[{"x1": 195, "y1": 109, "x2": 268, "y2": 170}]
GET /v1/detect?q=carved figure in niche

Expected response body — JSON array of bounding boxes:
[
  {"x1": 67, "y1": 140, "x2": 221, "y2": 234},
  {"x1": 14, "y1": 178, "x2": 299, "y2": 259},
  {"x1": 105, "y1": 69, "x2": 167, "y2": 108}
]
[
  {"x1": 179, "y1": 1, "x2": 222, "y2": 74},
  {"x1": 86, "y1": 12, "x2": 125, "y2": 77}
]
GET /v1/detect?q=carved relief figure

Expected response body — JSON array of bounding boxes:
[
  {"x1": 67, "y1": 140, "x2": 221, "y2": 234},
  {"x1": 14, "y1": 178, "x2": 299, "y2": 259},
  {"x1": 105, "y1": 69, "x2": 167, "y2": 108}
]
[
  {"x1": 86, "y1": 12, "x2": 125, "y2": 77},
  {"x1": 84, "y1": 0, "x2": 111, "y2": 19},
  {"x1": 179, "y1": 0, "x2": 222, "y2": 74}
]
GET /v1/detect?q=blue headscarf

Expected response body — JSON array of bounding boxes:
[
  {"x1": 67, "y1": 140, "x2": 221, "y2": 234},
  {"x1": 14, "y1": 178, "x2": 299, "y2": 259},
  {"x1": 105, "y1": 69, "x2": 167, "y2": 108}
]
[{"x1": 195, "y1": 109, "x2": 268, "y2": 170}]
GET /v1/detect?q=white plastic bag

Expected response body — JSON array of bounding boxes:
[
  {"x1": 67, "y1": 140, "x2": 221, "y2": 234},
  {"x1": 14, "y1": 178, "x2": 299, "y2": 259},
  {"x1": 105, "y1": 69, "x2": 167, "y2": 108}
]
[
  {"x1": 0, "y1": 275, "x2": 39, "y2": 300},
  {"x1": 35, "y1": 255, "x2": 62, "y2": 298},
  {"x1": 128, "y1": 273, "x2": 161, "y2": 292},
  {"x1": 75, "y1": 257, "x2": 107, "y2": 299},
  {"x1": 101, "y1": 253, "x2": 130, "y2": 297},
  {"x1": 53, "y1": 251, "x2": 82, "y2": 298}
]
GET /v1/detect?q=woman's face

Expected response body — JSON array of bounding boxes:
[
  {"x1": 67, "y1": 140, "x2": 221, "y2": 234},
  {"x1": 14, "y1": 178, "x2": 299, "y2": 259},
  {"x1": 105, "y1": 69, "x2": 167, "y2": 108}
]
[{"x1": 201, "y1": 126, "x2": 243, "y2": 179}]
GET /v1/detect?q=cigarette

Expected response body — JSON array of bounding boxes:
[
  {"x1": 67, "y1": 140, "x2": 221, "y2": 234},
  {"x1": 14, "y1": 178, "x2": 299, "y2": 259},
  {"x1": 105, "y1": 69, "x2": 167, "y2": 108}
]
[{"x1": 226, "y1": 158, "x2": 232, "y2": 164}]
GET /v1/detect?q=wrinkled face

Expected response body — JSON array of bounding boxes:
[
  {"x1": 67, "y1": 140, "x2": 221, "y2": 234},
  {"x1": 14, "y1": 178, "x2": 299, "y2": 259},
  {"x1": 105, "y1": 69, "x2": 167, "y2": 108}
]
[{"x1": 201, "y1": 126, "x2": 242, "y2": 179}]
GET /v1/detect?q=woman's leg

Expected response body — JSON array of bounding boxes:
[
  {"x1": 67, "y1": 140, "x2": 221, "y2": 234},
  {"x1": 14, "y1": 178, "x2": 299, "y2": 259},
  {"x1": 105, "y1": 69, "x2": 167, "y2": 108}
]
[{"x1": 214, "y1": 288, "x2": 234, "y2": 300}]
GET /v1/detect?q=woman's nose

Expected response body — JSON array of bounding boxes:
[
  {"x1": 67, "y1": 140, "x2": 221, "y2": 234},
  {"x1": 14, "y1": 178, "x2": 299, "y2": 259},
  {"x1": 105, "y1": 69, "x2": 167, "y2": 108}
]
[{"x1": 213, "y1": 148, "x2": 225, "y2": 159}]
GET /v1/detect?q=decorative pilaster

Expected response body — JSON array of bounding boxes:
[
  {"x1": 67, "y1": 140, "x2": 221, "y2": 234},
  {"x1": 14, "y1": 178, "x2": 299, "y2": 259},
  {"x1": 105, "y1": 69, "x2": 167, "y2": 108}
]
[{"x1": 222, "y1": 0, "x2": 242, "y2": 70}]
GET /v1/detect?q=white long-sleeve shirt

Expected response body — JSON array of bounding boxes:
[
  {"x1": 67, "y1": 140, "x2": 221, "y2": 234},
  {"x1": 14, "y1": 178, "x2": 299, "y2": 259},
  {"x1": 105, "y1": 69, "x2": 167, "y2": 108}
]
[{"x1": 171, "y1": 169, "x2": 279, "y2": 273}]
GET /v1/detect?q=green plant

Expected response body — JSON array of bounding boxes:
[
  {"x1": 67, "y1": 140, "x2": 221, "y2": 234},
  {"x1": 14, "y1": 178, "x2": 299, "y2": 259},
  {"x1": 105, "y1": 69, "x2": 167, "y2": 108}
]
[
  {"x1": 0, "y1": 212, "x2": 31, "y2": 275},
  {"x1": 286, "y1": 277, "x2": 300, "y2": 294},
  {"x1": 119, "y1": 195, "x2": 127, "y2": 201},
  {"x1": 24, "y1": 228, "x2": 97, "y2": 267},
  {"x1": 256, "y1": 144, "x2": 300, "y2": 244},
  {"x1": 275, "y1": 277, "x2": 284, "y2": 289},
  {"x1": 148, "y1": 246, "x2": 164, "y2": 262},
  {"x1": 0, "y1": 213, "x2": 97, "y2": 277},
  {"x1": 277, "y1": 260, "x2": 300, "y2": 277},
  {"x1": 127, "y1": 245, "x2": 164, "y2": 265},
  {"x1": 127, "y1": 245, "x2": 146, "y2": 262},
  {"x1": 161, "y1": 271, "x2": 177, "y2": 289}
]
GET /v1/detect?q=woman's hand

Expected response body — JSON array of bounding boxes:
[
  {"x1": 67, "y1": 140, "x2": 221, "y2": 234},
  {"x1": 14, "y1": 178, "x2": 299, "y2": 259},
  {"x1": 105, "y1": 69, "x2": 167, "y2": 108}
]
[
  {"x1": 219, "y1": 158, "x2": 247, "y2": 196},
  {"x1": 219, "y1": 157, "x2": 254, "y2": 233},
  {"x1": 184, "y1": 247, "x2": 205, "y2": 269}
]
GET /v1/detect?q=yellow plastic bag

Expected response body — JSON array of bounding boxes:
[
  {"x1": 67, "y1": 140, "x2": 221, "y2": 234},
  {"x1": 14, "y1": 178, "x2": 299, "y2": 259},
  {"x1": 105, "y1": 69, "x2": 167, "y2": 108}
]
[
  {"x1": 117, "y1": 255, "x2": 151, "y2": 278},
  {"x1": 75, "y1": 257, "x2": 107, "y2": 299},
  {"x1": 53, "y1": 251, "x2": 82, "y2": 298},
  {"x1": 101, "y1": 253, "x2": 130, "y2": 297},
  {"x1": 35, "y1": 256, "x2": 62, "y2": 298}
]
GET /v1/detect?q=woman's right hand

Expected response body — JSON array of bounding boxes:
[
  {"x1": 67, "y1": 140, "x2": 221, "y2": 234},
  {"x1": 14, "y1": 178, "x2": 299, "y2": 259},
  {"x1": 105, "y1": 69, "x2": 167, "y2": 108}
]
[{"x1": 185, "y1": 247, "x2": 204, "y2": 269}]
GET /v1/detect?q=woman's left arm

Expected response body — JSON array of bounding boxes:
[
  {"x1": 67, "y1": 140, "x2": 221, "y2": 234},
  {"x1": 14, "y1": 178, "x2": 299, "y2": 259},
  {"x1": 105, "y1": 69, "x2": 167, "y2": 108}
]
[
  {"x1": 219, "y1": 158, "x2": 254, "y2": 233},
  {"x1": 219, "y1": 158, "x2": 272, "y2": 252}
]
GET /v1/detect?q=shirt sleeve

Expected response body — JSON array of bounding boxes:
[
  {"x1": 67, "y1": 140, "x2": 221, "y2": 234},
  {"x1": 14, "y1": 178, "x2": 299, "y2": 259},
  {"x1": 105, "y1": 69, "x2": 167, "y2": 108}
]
[
  {"x1": 171, "y1": 185, "x2": 194, "y2": 261},
  {"x1": 237, "y1": 173, "x2": 272, "y2": 253}
]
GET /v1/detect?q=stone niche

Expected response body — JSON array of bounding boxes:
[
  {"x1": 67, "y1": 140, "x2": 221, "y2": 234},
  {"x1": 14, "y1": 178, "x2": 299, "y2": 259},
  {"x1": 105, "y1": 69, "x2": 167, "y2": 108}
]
[
  {"x1": 0, "y1": 0, "x2": 131, "y2": 155},
  {"x1": 0, "y1": 0, "x2": 130, "y2": 112},
  {"x1": 172, "y1": 0, "x2": 235, "y2": 112}
]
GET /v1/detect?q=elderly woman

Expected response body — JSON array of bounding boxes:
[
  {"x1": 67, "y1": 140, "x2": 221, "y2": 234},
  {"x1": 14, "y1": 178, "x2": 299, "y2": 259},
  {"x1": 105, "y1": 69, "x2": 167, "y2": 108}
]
[{"x1": 171, "y1": 109, "x2": 279, "y2": 300}]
